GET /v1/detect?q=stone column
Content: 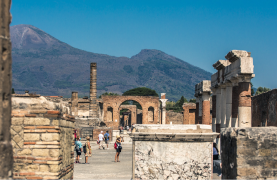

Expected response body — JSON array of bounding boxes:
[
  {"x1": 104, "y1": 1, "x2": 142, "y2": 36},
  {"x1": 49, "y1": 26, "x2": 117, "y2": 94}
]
[
  {"x1": 0, "y1": 0, "x2": 13, "y2": 178},
  {"x1": 211, "y1": 88, "x2": 216, "y2": 132},
  {"x1": 160, "y1": 93, "x2": 168, "y2": 125},
  {"x1": 216, "y1": 87, "x2": 221, "y2": 130},
  {"x1": 238, "y1": 81, "x2": 252, "y2": 127},
  {"x1": 195, "y1": 97, "x2": 199, "y2": 124},
  {"x1": 89, "y1": 63, "x2": 98, "y2": 118},
  {"x1": 225, "y1": 83, "x2": 232, "y2": 127},
  {"x1": 202, "y1": 93, "x2": 210, "y2": 125},
  {"x1": 71, "y1": 92, "x2": 78, "y2": 116},
  {"x1": 220, "y1": 85, "x2": 226, "y2": 128},
  {"x1": 232, "y1": 84, "x2": 239, "y2": 127}
]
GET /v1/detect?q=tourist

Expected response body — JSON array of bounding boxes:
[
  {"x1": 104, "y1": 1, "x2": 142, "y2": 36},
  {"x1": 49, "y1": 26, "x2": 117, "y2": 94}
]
[
  {"x1": 84, "y1": 136, "x2": 91, "y2": 164},
  {"x1": 75, "y1": 136, "x2": 82, "y2": 163},
  {"x1": 74, "y1": 129, "x2": 77, "y2": 141},
  {"x1": 213, "y1": 143, "x2": 219, "y2": 160},
  {"x1": 131, "y1": 124, "x2": 134, "y2": 131},
  {"x1": 98, "y1": 131, "x2": 105, "y2": 149},
  {"x1": 104, "y1": 131, "x2": 110, "y2": 149},
  {"x1": 127, "y1": 125, "x2": 129, "y2": 131},
  {"x1": 114, "y1": 135, "x2": 122, "y2": 162}
]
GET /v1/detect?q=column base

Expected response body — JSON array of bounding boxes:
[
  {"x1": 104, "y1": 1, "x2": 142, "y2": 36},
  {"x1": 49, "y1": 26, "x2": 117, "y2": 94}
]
[{"x1": 238, "y1": 107, "x2": 251, "y2": 127}]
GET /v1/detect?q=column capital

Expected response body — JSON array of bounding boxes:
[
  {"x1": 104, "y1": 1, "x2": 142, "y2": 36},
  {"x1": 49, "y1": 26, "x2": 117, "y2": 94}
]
[
  {"x1": 160, "y1": 99, "x2": 168, "y2": 107},
  {"x1": 202, "y1": 92, "x2": 210, "y2": 101}
]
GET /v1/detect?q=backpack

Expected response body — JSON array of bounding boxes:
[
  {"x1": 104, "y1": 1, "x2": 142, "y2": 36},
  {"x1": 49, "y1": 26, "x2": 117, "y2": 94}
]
[
  {"x1": 114, "y1": 142, "x2": 117, "y2": 149},
  {"x1": 104, "y1": 134, "x2": 108, "y2": 140},
  {"x1": 75, "y1": 144, "x2": 80, "y2": 153}
]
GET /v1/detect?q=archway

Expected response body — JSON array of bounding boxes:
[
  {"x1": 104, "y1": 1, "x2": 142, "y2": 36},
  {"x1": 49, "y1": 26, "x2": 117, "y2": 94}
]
[
  {"x1": 107, "y1": 107, "x2": 113, "y2": 122},
  {"x1": 148, "y1": 106, "x2": 154, "y2": 122},
  {"x1": 120, "y1": 100, "x2": 142, "y2": 125}
]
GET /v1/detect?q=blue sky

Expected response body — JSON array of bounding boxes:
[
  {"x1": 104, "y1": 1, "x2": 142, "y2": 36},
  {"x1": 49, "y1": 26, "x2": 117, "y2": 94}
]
[{"x1": 11, "y1": 0, "x2": 277, "y2": 89}]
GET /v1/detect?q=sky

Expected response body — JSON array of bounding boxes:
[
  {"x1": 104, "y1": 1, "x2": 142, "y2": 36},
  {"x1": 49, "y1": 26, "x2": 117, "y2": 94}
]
[{"x1": 10, "y1": 0, "x2": 277, "y2": 89}]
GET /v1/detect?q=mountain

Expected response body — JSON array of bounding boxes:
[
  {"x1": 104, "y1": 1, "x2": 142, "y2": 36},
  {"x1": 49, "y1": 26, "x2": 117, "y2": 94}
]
[{"x1": 11, "y1": 24, "x2": 212, "y2": 101}]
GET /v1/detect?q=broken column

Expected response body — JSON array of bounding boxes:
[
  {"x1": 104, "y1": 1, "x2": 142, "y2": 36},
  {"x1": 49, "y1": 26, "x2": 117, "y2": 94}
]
[
  {"x1": 71, "y1": 91, "x2": 78, "y2": 116},
  {"x1": 160, "y1": 93, "x2": 168, "y2": 125},
  {"x1": 89, "y1": 63, "x2": 98, "y2": 118},
  {"x1": 130, "y1": 124, "x2": 219, "y2": 179},
  {"x1": 0, "y1": 0, "x2": 13, "y2": 178},
  {"x1": 195, "y1": 80, "x2": 211, "y2": 125}
]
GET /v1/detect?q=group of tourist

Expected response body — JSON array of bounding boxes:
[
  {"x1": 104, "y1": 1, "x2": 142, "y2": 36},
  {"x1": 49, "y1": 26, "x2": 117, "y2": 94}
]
[{"x1": 74, "y1": 131, "x2": 123, "y2": 163}]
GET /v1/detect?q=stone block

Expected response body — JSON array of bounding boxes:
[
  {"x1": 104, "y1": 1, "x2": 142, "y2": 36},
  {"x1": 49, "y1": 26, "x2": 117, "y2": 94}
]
[
  {"x1": 49, "y1": 149, "x2": 59, "y2": 157},
  {"x1": 258, "y1": 149, "x2": 271, "y2": 157},
  {"x1": 41, "y1": 133, "x2": 59, "y2": 141},
  {"x1": 24, "y1": 118, "x2": 50, "y2": 126},
  {"x1": 49, "y1": 165, "x2": 60, "y2": 172},
  {"x1": 237, "y1": 167, "x2": 257, "y2": 177},
  {"x1": 24, "y1": 165, "x2": 39, "y2": 172},
  {"x1": 13, "y1": 126, "x2": 23, "y2": 133},
  {"x1": 12, "y1": 118, "x2": 24, "y2": 125},
  {"x1": 17, "y1": 149, "x2": 32, "y2": 155},
  {"x1": 24, "y1": 133, "x2": 40, "y2": 141},
  {"x1": 52, "y1": 120, "x2": 59, "y2": 126},
  {"x1": 13, "y1": 135, "x2": 22, "y2": 144},
  {"x1": 32, "y1": 149, "x2": 49, "y2": 157},
  {"x1": 39, "y1": 165, "x2": 49, "y2": 172}
]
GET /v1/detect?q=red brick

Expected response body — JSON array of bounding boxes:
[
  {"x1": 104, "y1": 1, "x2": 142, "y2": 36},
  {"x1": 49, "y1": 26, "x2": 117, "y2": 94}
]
[
  {"x1": 36, "y1": 126, "x2": 59, "y2": 129},
  {"x1": 25, "y1": 114, "x2": 37, "y2": 117},
  {"x1": 24, "y1": 126, "x2": 35, "y2": 129},
  {"x1": 13, "y1": 114, "x2": 25, "y2": 117},
  {"x1": 47, "y1": 130, "x2": 60, "y2": 133},
  {"x1": 202, "y1": 101, "x2": 210, "y2": 125},
  {"x1": 24, "y1": 142, "x2": 36, "y2": 145},
  {"x1": 47, "y1": 110, "x2": 61, "y2": 115},
  {"x1": 44, "y1": 114, "x2": 60, "y2": 118},
  {"x1": 19, "y1": 172, "x2": 35, "y2": 176},
  {"x1": 26, "y1": 176, "x2": 43, "y2": 179}
]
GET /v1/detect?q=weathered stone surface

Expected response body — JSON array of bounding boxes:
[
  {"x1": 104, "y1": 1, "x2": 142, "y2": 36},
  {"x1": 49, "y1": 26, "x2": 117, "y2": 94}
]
[
  {"x1": 49, "y1": 165, "x2": 60, "y2": 172},
  {"x1": 49, "y1": 149, "x2": 59, "y2": 157},
  {"x1": 41, "y1": 133, "x2": 59, "y2": 141},
  {"x1": 24, "y1": 164, "x2": 39, "y2": 172},
  {"x1": 39, "y1": 165, "x2": 49, "y2": 172},
  {"x1": 24, "y1": 118, "x2": 50, "y2": 126},
  {"x1": 24, "y1": 133, "x2": 40, "y2": 141},
  {"x1": 17, "y1": 149, "x2": 32, "y2": 155},
  {"x1": 12, "y1": 118, "x2": 24, "y2": 125},
  {"x1": 221, "y1": 127, "x2": 277, "y2": 179},
  {"x1": 32, "y1": 149, "x2": 49, "y2": 157}
]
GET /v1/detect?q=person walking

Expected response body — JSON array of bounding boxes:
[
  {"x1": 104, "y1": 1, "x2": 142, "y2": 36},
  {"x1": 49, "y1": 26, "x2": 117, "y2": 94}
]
[
  {"x1": 213, "y1": 143, "x2": 219, "y2": 160},
  {"x1": 104, "y1": 131, "x2": 110, "y2": 149},
  {"x1": 84, "y1": 136, "x2": 91, "y2": 164},
  {"x1": 98, "y1": 131, "x2": 105, "y2": 150},
  {"x1": 75, "y1": 136, "x2": 82, "y2": 163},
  {"x1": 114, "y1": 135, "x2": 122, "y2": 162}
]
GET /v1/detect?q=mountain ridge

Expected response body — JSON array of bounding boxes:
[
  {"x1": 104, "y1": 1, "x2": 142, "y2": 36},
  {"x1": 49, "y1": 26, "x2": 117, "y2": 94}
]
[{"x1": 11, "y1": 24, "x2": 212, "y2": 101}]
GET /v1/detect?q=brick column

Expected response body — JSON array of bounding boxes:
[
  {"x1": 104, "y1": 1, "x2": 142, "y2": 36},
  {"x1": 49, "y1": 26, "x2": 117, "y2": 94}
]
[
  {"x1": 238, "y1": 81, "x2": 252, "y2": 127},
  {"x1": 0, "y1": 0, "x2": 13, "y2": 178},
  {"x1": 89, "y1": 63, "x2": 98, "y2": 118},
  {"x1": 195, "y1": 97, "x2": 199, "y2": 124},
  {"x1": 225, "y1": 83, "x2": 232, "y2": 127},
  {"x1": 202, "y1": 93, "x2": 210, "y2": 125},
  {"x1": 220, "y1": 85, "x2": 226, "y2": 128},
  {"x1": 71, "y1": 92, "x2": 78, "y2": 116}
]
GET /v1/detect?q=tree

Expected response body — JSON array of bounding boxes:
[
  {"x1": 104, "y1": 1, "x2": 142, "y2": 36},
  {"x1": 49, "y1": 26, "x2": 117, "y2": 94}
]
[
  {"x1": 176, "y1": 96, "x2": 188, "y2": 107},
  {"x1": 12, "y1": 88, "x2": 15, "y2": 94},
  {"x1": 189, "y1": 98, "x2": 196, "y2": 103},
  {"x1": 99, "y1": 92, "x2": 119, "y2": 98},
  {"x1": 122, "y1": 87, "x2": 159, "y2": 97},
  {"x1": 255, "y1": 87, "x2": 271, "y2": 96}
]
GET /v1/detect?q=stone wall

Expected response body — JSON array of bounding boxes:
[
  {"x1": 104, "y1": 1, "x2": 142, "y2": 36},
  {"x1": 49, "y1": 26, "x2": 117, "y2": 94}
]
[
  {"x1": 11, "y1": 96, "x2": 75, "y2": 179},
  {"x1": 183, "y1": 103, "x2": 196, "y2": 124},
  {"x1": 252, "y1": 89, "x2": 277, "y2": 127},
  {"x1": 165, "y1": 111, "x2": 183, "y2": 124},
  {"x1": 130, "y1": 124, "x2": 218, "y2": 179},
  {"x1": 221, "y1": 127, "x2": 277, "y2": 179},
  {"x1": 0, "y1": 0, "x2": 13, "y2": 178}
]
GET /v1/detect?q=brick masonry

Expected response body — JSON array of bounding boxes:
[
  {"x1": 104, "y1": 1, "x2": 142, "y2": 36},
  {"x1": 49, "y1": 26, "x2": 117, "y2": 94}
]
[
  {"x1": 221, "y1": 127, "x2": 277, "y2": 179},
  {"x1": 202, "y1": 101, "x2": 210, "y2": 125},
  {"x1": 252, "y1": 89, "x2": 277, "y2": 127},
  {"x1": 102, "y1": 96, "x2": 160, "y2": 129},
  {"x1": 11, "y1": 96, "x2": 75, "y2": 179},
  {"x1": 183, "y1": 103, "x2": 196, "y2": 124},
  {"x1": 92, "y1": 128, "x2": 113, "y2": 141},
  {"x1": 0, "y1": 0, "x2": 13, "y2": 178},
  {"x1": 238, "y1": 82, "x2": 251, "y2": 107}
]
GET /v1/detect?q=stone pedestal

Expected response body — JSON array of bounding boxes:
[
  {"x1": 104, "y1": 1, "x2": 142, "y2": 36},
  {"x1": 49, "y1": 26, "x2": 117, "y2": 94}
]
[
  {"x1": 238, "y1": 82, "x2": 252, "y2": 127},
  {"x1": 130, "y1": 124, "x2": 218, "y2": 179}
]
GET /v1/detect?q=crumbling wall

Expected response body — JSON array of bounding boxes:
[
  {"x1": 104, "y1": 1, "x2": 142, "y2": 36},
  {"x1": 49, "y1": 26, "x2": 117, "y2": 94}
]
[
  {"x1": 221, "y1": 127, "x2": 277, "y2": 179},
  {"x1": 166, "y1": 111, "x2": 183, "y2": 124},
  {"x1": 0, "y1": 0, "x2": 13, "y2": 178},
  {"x1": 252, "y1": 89, "x2": 277, "y2": 127},
  {"x1": 11, "y1": 96, "x2": 75, "y2": 179}
]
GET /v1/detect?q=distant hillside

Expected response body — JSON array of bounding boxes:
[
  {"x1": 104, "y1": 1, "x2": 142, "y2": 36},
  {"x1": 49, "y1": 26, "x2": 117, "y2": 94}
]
[{"x1": 11, "y1": 24, "x2": 212, "y2": 101}]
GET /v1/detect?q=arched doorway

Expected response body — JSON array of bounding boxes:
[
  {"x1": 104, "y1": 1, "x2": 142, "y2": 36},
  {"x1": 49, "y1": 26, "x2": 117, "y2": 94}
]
[{"x1": 120, "y1": 100, "x2": 142, "y2": 125}]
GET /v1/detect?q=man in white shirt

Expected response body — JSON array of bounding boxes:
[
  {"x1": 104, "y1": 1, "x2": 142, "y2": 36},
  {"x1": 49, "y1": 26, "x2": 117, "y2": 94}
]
[{"x1": 98, "y1": 131, "x2": 104, "y2": 149}]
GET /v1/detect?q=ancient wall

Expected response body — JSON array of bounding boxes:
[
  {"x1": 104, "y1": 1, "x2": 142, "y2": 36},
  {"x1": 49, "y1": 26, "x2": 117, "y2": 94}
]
[
  {"x1": 252, "y1": 89, "x2": 277, "y2": 127},
  {"x1": 221, "y1": 127, "x2": 277, "y2": 179},
  {"x1": 183, "y1": 103, "x2": 196, "y2": 124},
  {"x1": 11, "y1": 96, "x2": 75, "y2": 179},
  {"x1": 102, "y1": 96, "x2": 160, "y2": 128},
  {"x1": 0, "y1": 0, "x2": 13, "y2": 178},
  {"x1": 165, "y1": 111, "x2": 183, "y2": 124},
  {"x1": 130, "y1": 124, "x2": 218, "y2": 179}
]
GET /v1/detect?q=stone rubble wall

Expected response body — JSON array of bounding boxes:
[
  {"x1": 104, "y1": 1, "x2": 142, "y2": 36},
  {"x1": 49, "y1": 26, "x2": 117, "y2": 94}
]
[
  {"x1": 11, "y1": 96, "x2": 75, "y2": 179},
  {"x1": 0, "y1": 0, "x2": 13, "y2": 178},
  {"x1": 134, "y1": 141, "x2": 212, "y2": 179},
  {"x1": 221, "y1": 127, "x2": 277, "y2": 179},
  {"x1": 252, "y1": 89, "x2": 277, "y2": 127},
  {"x1": 166, "y1": 111, "x2": 183, "y2": 124}
]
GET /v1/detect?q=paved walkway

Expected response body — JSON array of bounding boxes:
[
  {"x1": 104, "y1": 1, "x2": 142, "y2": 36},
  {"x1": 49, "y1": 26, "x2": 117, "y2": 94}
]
[{"x1": 73, "y1": 142, "x2": 221, "y2": 179}]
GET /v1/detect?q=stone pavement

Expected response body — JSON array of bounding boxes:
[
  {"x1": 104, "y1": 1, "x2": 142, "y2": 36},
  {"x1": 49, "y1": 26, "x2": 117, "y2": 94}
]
[{"x1": 73, "y1": 142, "x2": 221, "y2": 179}]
